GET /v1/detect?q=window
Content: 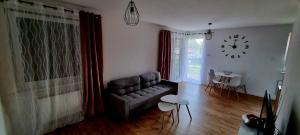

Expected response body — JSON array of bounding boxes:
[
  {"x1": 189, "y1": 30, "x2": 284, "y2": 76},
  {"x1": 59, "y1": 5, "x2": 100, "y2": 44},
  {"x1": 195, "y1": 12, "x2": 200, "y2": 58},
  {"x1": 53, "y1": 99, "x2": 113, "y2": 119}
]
[
  {"x1": 17, "y1": 18, "x2": 80, "y2": 82},
  {"x1": 6, "y1": 7, "x2": 82, "y2": 95}
]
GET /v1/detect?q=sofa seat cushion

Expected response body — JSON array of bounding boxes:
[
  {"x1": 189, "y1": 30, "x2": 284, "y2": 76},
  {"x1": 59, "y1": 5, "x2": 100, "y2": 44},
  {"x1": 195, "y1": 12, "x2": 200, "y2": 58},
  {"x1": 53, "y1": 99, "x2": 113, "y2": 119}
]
[
  {"x1": 151, "y1": 84, "x2": 173, "y2": 91},
  {"x1": 121, "y1": 84, "x2": 173, "y2": 110}
]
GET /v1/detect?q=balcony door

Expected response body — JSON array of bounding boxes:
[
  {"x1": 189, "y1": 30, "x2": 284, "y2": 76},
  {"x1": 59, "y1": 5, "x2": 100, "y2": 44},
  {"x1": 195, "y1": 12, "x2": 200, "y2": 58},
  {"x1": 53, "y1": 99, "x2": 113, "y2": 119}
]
[
  {"x1": 171, "y1": 36, "x2": 205, "y2": 84},
  {"x1": 183, "y1": 38, "x2": 204, "y2": 83}
]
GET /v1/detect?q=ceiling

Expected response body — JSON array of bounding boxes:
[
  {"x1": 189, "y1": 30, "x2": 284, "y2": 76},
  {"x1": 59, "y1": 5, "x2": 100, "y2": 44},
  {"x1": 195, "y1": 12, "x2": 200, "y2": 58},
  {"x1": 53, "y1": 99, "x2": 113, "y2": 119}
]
[{"x1": 63, "y1": 0, "x2": 298, "y2": 31}]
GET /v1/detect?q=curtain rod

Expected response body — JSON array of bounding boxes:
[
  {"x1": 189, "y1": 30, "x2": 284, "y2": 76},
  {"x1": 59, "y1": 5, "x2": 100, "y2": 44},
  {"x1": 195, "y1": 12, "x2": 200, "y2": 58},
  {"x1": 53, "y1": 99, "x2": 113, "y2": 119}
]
[
  {"x1": 172, "y1": 32, "x2": 203, "y2": 35},
  {"x1": 1, "y1": 0, "x2": 75, "y2": 13}
]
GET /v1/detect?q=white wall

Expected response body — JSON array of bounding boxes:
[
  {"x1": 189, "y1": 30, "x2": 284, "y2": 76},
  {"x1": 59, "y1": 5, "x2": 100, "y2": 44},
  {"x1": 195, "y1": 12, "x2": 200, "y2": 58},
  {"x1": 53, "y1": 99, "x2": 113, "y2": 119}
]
[
  {"x1": 276, "y1": 2, "x2": 300, "y2": 134},
  {"x1": 203, "y1": 25, "x2": 292, "y2": 97},
  {"x1": 102, "y1": 11, "x2": 162, "y2": 84}
]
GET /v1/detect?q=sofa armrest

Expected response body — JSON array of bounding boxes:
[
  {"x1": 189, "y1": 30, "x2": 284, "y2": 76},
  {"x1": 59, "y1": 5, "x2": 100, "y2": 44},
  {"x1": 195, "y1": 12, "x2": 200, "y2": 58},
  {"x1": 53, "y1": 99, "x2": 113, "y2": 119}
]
[
  {"x1": 160, "y1": 80, "x2": 179, "y2": 94},
  {"x1": 160, "y1": 80, "x2": 178, "y2": 87},
  {"x1": 109, "y1": 94, "x2": 130, "y2": 120}
]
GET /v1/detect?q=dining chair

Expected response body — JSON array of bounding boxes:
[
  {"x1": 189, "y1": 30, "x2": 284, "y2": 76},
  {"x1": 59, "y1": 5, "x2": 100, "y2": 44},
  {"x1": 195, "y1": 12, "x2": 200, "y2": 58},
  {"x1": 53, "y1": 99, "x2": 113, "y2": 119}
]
[
  {"x1": 205, "y1": 69, "x2": 222, "y2": 94},
  {"x1": 226, "y1": 76, "x2": 242, "y2": 99},
  {"x1": 239, "y1": 76, "x2": 248, "y2": 95}
]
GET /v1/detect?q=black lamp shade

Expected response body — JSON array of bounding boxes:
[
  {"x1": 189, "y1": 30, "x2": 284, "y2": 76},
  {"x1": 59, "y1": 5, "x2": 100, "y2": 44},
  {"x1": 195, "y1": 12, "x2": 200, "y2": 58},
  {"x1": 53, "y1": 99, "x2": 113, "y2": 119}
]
[
  {"x1": 124, "y1": 0, "x2": 140, "y2": 26},
  {"x1": 205, "y1": 30, "x2": 213, "y2": 40}
]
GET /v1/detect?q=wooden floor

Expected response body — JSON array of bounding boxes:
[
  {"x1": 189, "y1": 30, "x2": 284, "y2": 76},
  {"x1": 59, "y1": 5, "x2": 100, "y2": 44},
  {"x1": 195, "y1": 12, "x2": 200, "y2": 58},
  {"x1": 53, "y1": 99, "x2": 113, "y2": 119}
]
[{"x1": 48, "y1": 83, "x2": 262, "y2": 135}]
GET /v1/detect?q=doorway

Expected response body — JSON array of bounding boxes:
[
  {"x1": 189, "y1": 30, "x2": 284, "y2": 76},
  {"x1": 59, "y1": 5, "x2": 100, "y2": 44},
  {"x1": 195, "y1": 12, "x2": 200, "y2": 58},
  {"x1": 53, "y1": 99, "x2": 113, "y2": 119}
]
[
  {"x1": 171, "y1": 37, "x2": 205, "y2": 84},
  {"x1": 184, "y1": 38, "x2": 204, "y2": 83}
]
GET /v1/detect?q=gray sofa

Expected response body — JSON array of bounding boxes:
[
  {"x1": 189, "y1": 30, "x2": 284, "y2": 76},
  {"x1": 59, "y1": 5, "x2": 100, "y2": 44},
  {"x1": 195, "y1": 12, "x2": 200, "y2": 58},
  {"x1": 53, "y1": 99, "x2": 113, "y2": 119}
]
[{"x1": 106, "y1": 72, "x2": 178, "y2": 120}]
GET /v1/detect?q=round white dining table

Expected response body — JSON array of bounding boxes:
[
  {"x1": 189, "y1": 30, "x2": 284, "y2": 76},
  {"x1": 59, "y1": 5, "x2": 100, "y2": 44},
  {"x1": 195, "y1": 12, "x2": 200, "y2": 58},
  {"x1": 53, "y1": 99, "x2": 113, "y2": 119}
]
[{"x1": 215, "y1": 71, "x2": 241, "y2": 78}]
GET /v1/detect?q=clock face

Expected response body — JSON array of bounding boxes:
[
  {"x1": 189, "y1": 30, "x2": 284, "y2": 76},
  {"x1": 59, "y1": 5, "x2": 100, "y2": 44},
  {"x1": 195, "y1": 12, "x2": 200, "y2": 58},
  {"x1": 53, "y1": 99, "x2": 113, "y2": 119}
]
[{"x1": 221, "y1": 34, "x2": 249, "y2": 59}]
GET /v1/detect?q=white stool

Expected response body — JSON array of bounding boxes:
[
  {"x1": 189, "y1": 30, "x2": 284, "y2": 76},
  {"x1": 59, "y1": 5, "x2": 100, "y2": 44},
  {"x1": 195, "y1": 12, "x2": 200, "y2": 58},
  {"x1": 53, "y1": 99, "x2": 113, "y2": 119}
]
[{"x1": 158, "y1": 102, "x2": 176, "y2": 129}]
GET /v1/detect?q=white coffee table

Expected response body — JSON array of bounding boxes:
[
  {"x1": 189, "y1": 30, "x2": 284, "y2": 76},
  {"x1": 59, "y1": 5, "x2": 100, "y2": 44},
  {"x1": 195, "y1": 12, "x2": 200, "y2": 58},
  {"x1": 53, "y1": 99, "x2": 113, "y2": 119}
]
[
  {"x1": 160, "y1": 94, "x2": 192, "y2": 122},
  {"x1": 158, "y1": 102, "x2": 176, "y2": 128}
]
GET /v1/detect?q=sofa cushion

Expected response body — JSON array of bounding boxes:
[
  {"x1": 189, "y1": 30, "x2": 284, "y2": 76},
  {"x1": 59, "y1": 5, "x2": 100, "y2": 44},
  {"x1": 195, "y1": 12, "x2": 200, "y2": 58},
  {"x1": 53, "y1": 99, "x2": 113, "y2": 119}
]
[
  {"x1": 140, "y1": 72, "x2": 161, "y2": 88},
  {"x1": 108, "y1": 76, "x2": 140, "y2": 96},
  {"x1": 151, "y1": 84, "x2": 173, "y2": 92},
  {"x1": 120, "y1": 84, "x2": 173, "y2": 109}
]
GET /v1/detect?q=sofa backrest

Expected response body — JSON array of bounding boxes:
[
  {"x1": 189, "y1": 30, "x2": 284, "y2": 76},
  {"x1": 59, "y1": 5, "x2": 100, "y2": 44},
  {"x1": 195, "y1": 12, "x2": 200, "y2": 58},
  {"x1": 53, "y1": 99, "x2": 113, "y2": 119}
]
[
  {"x1": 108, "y1": 76, "x2": 140, "y2": 96},
  {"x1": 140, "y1": 72, "x2": 161, "y2": 88}
]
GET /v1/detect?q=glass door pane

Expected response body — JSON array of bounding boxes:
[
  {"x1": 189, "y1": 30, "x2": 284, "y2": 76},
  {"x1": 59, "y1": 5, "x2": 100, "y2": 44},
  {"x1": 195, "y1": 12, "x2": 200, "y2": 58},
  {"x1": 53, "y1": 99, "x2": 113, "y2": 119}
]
[{"x1": 185, "y1": 38, "x2": 204, "y2": 83}]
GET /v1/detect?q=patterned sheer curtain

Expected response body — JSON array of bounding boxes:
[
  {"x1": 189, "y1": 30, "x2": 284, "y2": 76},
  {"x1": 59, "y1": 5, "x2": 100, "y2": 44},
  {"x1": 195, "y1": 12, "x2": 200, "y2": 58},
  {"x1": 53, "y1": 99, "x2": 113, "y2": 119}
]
[
  {"x1": 0, "y1": 1, "x2": 83, "y2": 134},
  {"x1": 170, "y1": 32, "x2": 206, "y2": 84}
]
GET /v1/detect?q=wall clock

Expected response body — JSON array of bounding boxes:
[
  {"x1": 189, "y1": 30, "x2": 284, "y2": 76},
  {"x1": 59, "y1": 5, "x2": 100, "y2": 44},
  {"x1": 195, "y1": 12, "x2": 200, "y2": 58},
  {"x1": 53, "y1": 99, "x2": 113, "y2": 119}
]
[{"x1": 221, "y1": 34, "x2": 249, "y2": 59}]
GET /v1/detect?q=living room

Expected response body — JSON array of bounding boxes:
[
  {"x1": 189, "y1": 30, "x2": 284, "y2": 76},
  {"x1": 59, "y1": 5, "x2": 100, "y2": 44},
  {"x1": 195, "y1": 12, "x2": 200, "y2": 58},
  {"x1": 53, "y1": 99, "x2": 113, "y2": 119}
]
[{"x1": 0, "y1": 0, "x2": 300, "y2": 135}]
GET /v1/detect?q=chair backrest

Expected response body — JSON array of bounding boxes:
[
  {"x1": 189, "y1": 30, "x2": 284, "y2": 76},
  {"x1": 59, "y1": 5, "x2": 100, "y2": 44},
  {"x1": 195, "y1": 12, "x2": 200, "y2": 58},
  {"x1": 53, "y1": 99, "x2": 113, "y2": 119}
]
[
  {"x1": 208, "y1": 69, "x2": 216, "y2": 82},
  {"x1": 229, "y1": 76, "x2": 241, "y2": 87},
  {"x1": 240, "y1": 73, "x2": 248, "y2": 85}
]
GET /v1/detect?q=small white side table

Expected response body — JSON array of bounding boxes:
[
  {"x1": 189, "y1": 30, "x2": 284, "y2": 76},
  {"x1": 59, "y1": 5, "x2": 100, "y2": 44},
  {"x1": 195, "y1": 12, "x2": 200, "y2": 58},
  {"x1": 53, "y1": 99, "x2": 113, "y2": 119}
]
[
  {"x1": 160, "y1": 94, "x2": 192, "y2": 123},
  {"x1": 158, "y1": 102, "x2": 176, "y2": 129}
]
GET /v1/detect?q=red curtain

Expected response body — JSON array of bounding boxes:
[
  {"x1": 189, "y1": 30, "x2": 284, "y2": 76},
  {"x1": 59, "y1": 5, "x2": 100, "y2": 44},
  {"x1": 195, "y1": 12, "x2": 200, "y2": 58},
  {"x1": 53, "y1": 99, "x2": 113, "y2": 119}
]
[
  {"x1": 79, "y1": 11, "x2": 104, "y2": 117},
  {"x1": 158, "y1": 30, "x2": 171, "y2": 80}
]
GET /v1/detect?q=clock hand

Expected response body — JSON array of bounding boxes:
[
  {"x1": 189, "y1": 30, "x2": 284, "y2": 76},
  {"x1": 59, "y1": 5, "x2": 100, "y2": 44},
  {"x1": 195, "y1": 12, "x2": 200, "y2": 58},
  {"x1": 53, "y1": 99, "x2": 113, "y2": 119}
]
[
  {"x1": 233, "y1": 40, "x2": 237, "y2": 45},
  {"x1": 227, "y1": 41, "x2": 237, "y2": 47},
  {"x1": 232, "y1": 41, "x2": 238, "y2": 49}
]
